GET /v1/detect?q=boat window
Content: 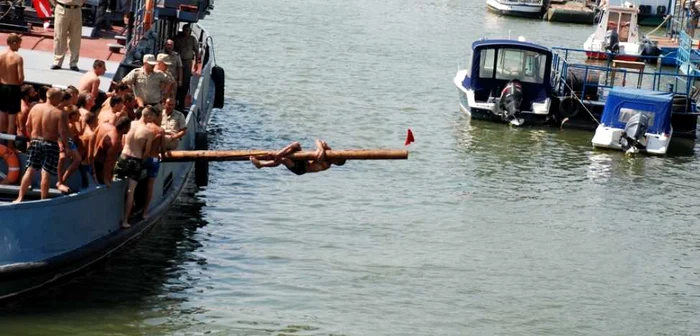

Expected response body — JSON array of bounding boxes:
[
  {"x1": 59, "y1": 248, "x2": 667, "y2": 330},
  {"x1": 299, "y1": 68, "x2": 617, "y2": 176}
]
[
  {"x1": 495, "y1": 48, "x2": 547, "y2": 83},
  {"x1": 618, "y1": 107, "x2": 655, "y2": 127},
  {"x1": 607, "y1": 12, "x2": 620, "y2": 31},
  {"x1": 479, "y1": 49, "x2": 496, "y2": 79},
  {"x1": 618, "y1": 13, "x2": 632, "y2": 42}
]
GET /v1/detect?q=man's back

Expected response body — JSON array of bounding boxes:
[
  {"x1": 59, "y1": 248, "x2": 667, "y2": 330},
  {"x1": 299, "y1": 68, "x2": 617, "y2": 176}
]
[
  {"x1": 0, "y1": 50, "x2": 22, "y2": 85},
  {"x1": 93, "y1": 123, "x2": 117, "y2": 161},
  {"x1": 146, "y1": 122, "x2": 164, "y2": 157},
  {"x1": 28, "y1": 103, "x2": 62, "y2": 141},
  {"x1": 122, "y1": 122, "x2": 152, "y2": 159},
  {"x1": 77, "y1": 72, "x2": 99, "y2": 93}
]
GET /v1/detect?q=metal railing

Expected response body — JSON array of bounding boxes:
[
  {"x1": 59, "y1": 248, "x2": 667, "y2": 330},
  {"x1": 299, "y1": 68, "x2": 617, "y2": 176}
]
[{"x1": 551, "y1": 47, "x2": 700, "y2": 111}]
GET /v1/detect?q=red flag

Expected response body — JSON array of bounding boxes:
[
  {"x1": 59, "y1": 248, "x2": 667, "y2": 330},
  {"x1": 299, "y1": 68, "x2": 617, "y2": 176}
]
[
  {"x1": 33, "y1": 0, "x2": 52, "y2": 19},
  {"x1": 404, "y1": 128, "x2": 414, "y2": 146}
]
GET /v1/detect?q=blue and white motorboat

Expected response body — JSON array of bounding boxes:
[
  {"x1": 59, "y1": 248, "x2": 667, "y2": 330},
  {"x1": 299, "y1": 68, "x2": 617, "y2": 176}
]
[
  {"x1": 453, "y1": 37, "x2": 554, "y2": 126},
  {"x1": 591, "y1": 87, "x2": 673, "y2": 154},
  {"x1": 0, "y1": 0, "x2": 225, "y2": 300}
]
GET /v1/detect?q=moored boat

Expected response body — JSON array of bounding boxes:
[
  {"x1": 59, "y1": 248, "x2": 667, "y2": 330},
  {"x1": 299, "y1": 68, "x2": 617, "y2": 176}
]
[
  {"x1": 486, "y1": 0, "x2": 545, "y2": 17},
  {"x1": 584, "y1": 3, "x2": 642, "y2": 61},
  {"x1": 591, "y1": 87, "x2": 673, "y2": 154},
  {"x1": 0, "y1": 0, "x2": 225, "y2": 300},
  {"x1": 550, "y1": 46, "x2": 699, "y2": 141},
  {"x1": 454, "y1": 37, "x2": 554, "y2": 126}
]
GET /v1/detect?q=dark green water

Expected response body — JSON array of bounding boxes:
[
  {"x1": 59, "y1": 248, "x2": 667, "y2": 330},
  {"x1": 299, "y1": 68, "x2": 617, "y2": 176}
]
[{"x1": 2, "y1": 0, "x2": 700, "y2": 335}]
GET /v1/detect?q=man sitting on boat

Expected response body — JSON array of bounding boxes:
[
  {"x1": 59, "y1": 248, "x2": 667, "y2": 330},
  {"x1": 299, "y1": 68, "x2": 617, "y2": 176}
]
[
  {"x1": 78, "y1": 60, "x2": 107, "y2": 100},
  {"x1": 250, "y1": 140, "x2": 346, "y2": 175},
  {"x1": 13, "y1": 88, "x2": 71, "y2": 202}
]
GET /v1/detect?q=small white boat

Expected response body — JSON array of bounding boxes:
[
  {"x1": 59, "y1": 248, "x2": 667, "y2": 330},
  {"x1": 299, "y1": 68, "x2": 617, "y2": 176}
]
[
  {"x1": 584, "y1": 3, "x2": 642, "y2": 61},
  {"x1": 591, "y1": 87, "x2": 673, "y2": 155},
  {"x1": 486, "y1": 0, "x2": 545, "y2": 18}
]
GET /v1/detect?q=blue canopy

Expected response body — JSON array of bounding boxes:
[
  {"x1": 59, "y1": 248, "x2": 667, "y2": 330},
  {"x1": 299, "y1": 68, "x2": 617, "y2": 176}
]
[{"x1": 601, "y1": 87, "x2": 673, "y2": 134}]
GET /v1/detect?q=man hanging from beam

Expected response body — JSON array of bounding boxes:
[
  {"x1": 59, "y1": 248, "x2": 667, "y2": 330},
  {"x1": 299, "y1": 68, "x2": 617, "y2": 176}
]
[{"x1": 249, "y1": 139, "x2": 346, "y2": 175}]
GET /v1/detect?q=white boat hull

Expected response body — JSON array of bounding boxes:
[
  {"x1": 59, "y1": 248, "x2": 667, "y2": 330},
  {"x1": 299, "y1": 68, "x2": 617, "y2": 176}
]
[
  {"x1": 591, "y1": 124, "x2": 671, "y2": 155},
  {"x1": 486, "y1": 0, "x2": 543, "y2": 17}
]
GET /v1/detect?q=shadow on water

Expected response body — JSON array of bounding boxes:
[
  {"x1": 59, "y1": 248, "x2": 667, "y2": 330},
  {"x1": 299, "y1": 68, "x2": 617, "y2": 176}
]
[{"x1": 0, "y1": 171, "x2": 209, "y2": 334}]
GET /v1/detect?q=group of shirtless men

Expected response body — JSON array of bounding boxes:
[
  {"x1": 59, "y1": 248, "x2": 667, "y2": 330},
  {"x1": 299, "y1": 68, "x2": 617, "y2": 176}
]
[
  {"x1": 0, "y1": 31, "x2": 346, "y2": 227},
  {"x1": 0, "y1": 33, "x2": 188, "y2": 228}
]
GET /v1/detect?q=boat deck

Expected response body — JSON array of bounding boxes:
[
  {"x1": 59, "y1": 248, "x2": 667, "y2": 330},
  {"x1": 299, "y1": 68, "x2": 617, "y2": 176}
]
[
  {"x1": 0, "y1": 21, "x2": 126, "y2": 90},
  {"x1": 648, "y1": 35, "x2": 700, "y2": 49}
]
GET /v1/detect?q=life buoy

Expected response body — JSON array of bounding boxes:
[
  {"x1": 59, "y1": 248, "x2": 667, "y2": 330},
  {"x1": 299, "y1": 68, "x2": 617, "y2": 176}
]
[
  {"x1": 0, "y1": 145, "x2": 20, "y2": 185},
  {"x1": 558, "y1": 96, "x2": 581, "y2": 119},
  {"x1": 212, "y1": 65, "x2": 225, "y2": 109}
]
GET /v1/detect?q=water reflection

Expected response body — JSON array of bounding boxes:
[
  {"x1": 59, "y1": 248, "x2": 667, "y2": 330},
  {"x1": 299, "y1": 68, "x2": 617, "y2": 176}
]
[{"x1": 0, "y1": 183, "x2": 209, "y2": 334}]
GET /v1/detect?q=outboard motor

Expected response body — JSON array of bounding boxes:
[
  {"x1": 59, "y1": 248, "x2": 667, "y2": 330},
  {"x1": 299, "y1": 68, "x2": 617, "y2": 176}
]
[
  {"x1": 619, "y1": 113, "x2": 650, "y2": 153},
  {"x1": 640, "y1": 37, "x2": 661, "y2": 64},
  {"x1": 499, "y1": 80, "x2": 524, "y2": 126},
  {"x1": 604, "y1": 29, "x2": 620, "y2": 54}
]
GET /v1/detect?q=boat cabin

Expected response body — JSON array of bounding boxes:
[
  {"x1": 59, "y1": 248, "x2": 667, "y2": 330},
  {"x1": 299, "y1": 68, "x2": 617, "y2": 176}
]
[
  {"x1": 465, "y1": 39, "x2": 553, "y2": 108},
  {"x1": 595, "y1": 5, "x2": 639, "y2": 44}
]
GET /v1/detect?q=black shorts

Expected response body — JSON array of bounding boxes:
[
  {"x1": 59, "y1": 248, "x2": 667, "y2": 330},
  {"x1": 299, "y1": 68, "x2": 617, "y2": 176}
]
[
  {"x1": 114, "y1": 154, "x2": 143, "y2": 181},
  {"x1": 0, "y1": 84, "x2": 21, "y2": 114},
  {"x1": 288, "y1": 160, "x2": 306, "y2": 175},
  {"x1": 26, "y1": 139, "x2": 60, "y2": 175}
]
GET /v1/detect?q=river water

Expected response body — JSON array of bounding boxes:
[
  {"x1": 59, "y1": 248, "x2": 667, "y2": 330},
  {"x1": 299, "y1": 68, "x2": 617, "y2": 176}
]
[{"x1": 2, "y1": 0, "x2": 700, "y2": 335}]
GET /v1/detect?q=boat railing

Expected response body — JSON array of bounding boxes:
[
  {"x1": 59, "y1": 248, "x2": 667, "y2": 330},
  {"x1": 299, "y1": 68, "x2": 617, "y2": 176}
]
[
  {"x1": 187, "y1": 23, "x2": 217, "y2": 132},
  {"x1": 551, "y1": 47, "x2": 700, "y2": 111}
]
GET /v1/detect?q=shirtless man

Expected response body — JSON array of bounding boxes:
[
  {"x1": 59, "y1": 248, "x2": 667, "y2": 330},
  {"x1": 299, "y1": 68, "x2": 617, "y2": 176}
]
[
  {"x1": 0, "y1": 33, "x2": 25, "y2": 150},
  {"x1": 97, "y1": 96, "x2": 122, "y2": 124},
  {"x1": 89, "y1": 116, "x2": 131, "y2": 187},
  {"x1": 56, "y1": 106, "x2": 82, "y2": 193},
  {"x1": 101, "y1": 82, "x2": 130, "y2": 109},
  {"x1": 250, "y1": 140, "x2": 346, "y2": 175},
  {"x1": 77, "y1": 92, "x2": 95, "y2": 133},
  {"x1": 79, "y1": 111, "x2": 97, "y2": 188},
  {"x1": 141, "y1": 106, "x2": 164, "y2": 219},
  {"x1": 14, "y1": 88, "x2": 70, "y2": 202},
  {"x1": 115, "y1": 111, "x2": 154, "y2": 228},
  {"x1": 117, "y1": 93, "x2": 136, "y2": 120},
  {"x1": 78, "y1": 60, "x2": 106, "y2": 99},
  {"x1": 17, "y1": 84, "x2": 36, "y2": 137}
]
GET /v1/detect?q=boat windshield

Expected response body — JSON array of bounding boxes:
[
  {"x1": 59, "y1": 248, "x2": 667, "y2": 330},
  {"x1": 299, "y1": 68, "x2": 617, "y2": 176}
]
[{"x1": 479, "y1": 47, "x2": 547, "y2": 84}]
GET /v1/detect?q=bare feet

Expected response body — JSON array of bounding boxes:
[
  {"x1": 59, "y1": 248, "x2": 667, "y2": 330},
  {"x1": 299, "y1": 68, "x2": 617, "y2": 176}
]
[
  {"x1": 11, "y1": 198, "x2": 21, "y2": 203},
  {"x1": 121, "y1": 222, "x2": 131, "y2": 229},
  {"x1": 250, "y1": 156, "x2": 263, "y2": 169},
  {"x1": 142, "y1": 212, "x2": 149, "y2": 221},
  {"x1": 56, "y1": 182, "x2": 71, "y2": 194}
]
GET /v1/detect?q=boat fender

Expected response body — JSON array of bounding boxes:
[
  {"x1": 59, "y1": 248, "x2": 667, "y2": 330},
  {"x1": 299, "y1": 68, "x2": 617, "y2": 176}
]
[
  {"x1": 212, "y1": 65, "x2": 225, "y2": 109},
  {"x1": 0, "y1": 144, "x2": 20, "y2": 185},
  {"x1": 558, "y1": 96, "x2": 580, "y2": 119},
  {"x1": 194, "y1": 132, "x2": 209, "y2": 187}
]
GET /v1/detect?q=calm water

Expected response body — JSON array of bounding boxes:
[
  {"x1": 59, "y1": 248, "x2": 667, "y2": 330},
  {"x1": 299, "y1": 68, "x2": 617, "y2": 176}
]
[{"x1": 3, "y1": 1, "x2": 700, "y2": 335}]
